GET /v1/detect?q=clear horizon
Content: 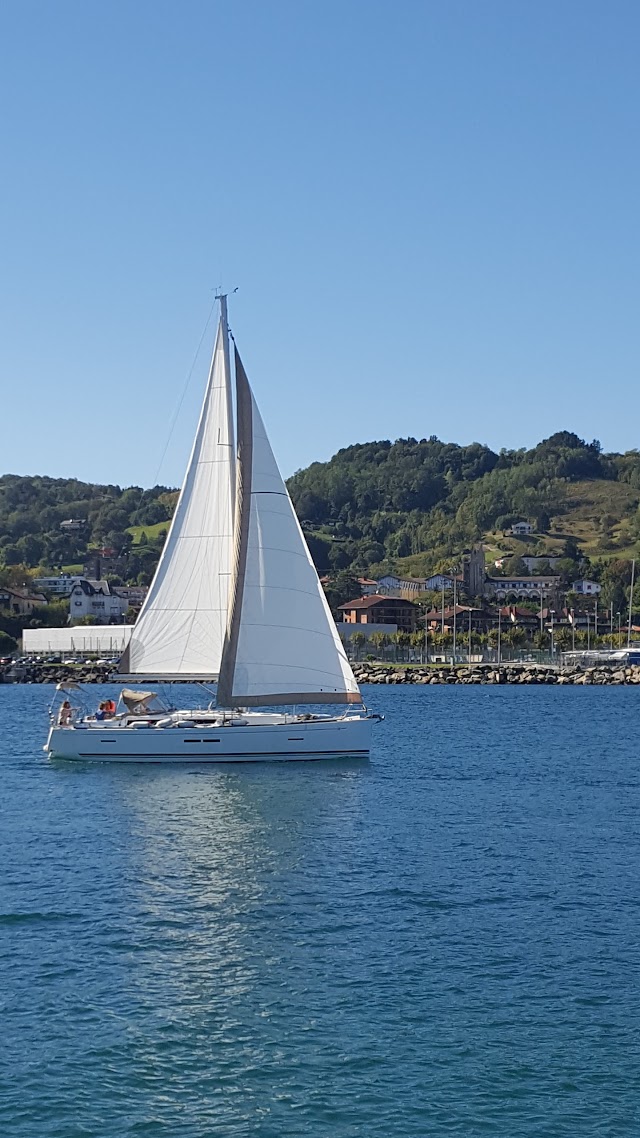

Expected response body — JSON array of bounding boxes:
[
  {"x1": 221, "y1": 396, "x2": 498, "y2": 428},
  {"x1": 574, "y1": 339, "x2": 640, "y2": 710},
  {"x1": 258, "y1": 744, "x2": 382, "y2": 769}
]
[{"x1": 2, "y1": 1, "x2": 639, "y2": 486}]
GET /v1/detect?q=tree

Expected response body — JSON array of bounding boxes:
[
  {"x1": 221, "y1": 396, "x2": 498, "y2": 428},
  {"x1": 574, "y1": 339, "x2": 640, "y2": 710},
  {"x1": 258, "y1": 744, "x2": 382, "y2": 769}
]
[
  {"x1": 350, "y1": 631, "x2": 366, "y2": 659},
  {"x1": 370, "y1": 631, "x2": 390, "y2": 653},
  {"x1": 554, "y1": 627, "x2": 572, "y2": 650},
  {"x1": 328, "y1": 544, "x2": 351, "y2": 572},
  {"x1": 323, "y1": 573, "x2": 362, "y2": 616},
  {"x1": 0, "y1": 631, "x2": 17, "y2": 654},
  {"x1": 504, "y1": 555, "x2": 528, "y2": 576},
  {"x1": 562, "y1": 537, "x2": 580, "y2": 561}
]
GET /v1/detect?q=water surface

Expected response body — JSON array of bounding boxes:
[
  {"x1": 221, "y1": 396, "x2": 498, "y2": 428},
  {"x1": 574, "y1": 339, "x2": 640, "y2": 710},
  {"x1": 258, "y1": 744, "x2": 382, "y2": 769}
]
[{"x1": 1, "y1": 682, "x2": 639, "y2": 1136}]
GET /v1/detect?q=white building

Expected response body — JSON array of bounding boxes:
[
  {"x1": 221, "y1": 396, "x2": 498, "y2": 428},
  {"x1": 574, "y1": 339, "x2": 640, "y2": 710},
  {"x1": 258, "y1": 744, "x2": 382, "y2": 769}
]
[
  {"x1": 485, "y1": 574, "x2": 561, "y2": 600},
  {"x1": 23, "y1": 625, "x2": 133, "y2": 655},
  {"x1": 34, "y1": 574, "x2": 83, "y2": 596},
  {"x1": 573, "y1": 579, "x2": 602, "y2": 596},
  {"x1": 511, "y1": 521, "x2": 533, "y2": 536},
  {"x1": 377, "y1": 574, "x2": 426, "y2": 597},
  {"x1": 68, "y1": 579, "x2": 127, "y2": 624}
]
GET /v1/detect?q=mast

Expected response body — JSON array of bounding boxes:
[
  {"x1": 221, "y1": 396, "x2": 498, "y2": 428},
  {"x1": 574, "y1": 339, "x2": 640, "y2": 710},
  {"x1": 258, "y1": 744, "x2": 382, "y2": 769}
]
[{"x1": 218, "y1": 293, "x2": 236, "y2": 515}]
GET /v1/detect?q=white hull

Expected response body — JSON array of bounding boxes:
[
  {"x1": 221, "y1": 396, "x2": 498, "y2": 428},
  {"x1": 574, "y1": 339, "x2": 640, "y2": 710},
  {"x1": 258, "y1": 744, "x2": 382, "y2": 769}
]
[{"x1": 45, "y1": 715, "x2": 374, "y2": 763}]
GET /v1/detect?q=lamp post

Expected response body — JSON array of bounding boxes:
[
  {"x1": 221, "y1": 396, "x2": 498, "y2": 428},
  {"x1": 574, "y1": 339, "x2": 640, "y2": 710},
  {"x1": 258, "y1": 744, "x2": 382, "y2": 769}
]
[
  {"x1": 497, "y1": 605, "x2": 502, "y2": 665},
  {"x1": 610, "y1": 602, "x2": 614, "y2": 649},
  {"x1": 441, "y1": 581, "x2": 445, "y2": 641},
  {"x1": 550, "y1": 609, "x2": 555, "y2": 662},
  {"x1": 624, "y1": 557, "x2": 628, "y2": 650},
  {"x1": 571, "y1": 608, "x2": 575, "y2": 652},
  {"x1": 452, "y1": 574, "x2": 457, "y2": 664},
  {"x1": 617, "y1": 611, "x2": 621, "y2": 648}
]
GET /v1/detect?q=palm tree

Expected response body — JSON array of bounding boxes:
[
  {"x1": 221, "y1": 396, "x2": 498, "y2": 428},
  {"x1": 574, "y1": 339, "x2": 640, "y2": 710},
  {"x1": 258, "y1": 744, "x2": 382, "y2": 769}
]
[{"x1": 350, "y1": 631, "x2": 366, "y2": 660}]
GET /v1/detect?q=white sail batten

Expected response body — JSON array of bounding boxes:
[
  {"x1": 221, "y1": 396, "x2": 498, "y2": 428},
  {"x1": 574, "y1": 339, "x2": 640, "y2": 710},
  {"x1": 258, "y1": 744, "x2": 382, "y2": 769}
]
[
  {"x1": 217, "y1": 350, "x2": 361, "y2": 708},
  {"x1": 118, "y1": 312, "x2": 235, "y2": 680}
]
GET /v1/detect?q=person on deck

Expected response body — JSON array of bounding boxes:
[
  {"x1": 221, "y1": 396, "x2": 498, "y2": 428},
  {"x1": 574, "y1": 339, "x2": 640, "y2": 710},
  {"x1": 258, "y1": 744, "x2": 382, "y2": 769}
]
[{"x1": 58, "y1": 701, "x2": 72, "y2": 726}]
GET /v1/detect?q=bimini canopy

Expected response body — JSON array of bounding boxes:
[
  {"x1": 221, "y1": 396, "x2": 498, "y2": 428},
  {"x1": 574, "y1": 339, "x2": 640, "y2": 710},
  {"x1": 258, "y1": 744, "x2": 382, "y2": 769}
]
[{"x1": 121, "y1": 689, "x2": 157, "y2": 712}]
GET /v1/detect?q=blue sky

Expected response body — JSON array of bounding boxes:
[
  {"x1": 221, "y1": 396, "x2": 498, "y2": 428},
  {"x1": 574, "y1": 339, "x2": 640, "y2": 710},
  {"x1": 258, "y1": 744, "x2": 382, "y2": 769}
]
[{"x1": 1, "y1": 1, "x2": 639, "y2": 487}]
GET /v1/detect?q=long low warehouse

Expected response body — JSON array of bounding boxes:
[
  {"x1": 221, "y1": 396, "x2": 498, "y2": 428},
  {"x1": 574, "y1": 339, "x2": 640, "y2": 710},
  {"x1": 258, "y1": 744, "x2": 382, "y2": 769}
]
[{"x1": 22, "y1": 625, "x2": 133, "y2": 655}]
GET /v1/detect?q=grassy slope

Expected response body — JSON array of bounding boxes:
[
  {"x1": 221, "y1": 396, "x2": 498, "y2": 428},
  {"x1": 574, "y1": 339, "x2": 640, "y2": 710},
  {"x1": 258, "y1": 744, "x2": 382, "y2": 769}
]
[
  {"x1": 126, "y1": 522, "x2": 169, "y2": 545},
  {"x1": 384, "y1": 480, "x2": 640, "y2": 578}
]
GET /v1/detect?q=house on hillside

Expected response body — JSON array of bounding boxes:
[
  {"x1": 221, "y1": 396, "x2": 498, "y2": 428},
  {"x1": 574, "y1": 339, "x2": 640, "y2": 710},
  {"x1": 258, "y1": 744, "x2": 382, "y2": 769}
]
[
  {"x1": 357, "y1": 577, "x2": 379, "y2": 596},
  {"x1": 0, "y1": 587, "x2": 47, "y2": 616},
  {"x1": 68, "y1": 580, "x2": 127, "y2": 625},
  {"x1": 572, "y1": 579, "x2": 601, "y2": 596},
  {"x1": 511, "y1": 521, "x2": 534, "y2": 536},
  {"x1": 339, "y1": 595, "x2": 419, "y2": 632},
  {"x1": 59, "y1": 518, "x2": 87, "y2": 532},
  {"x1": 112, "y1": 585, "x2": 149, "y2": 609},
  {"x1": 377, "y1": 575, "x2": 426, "y2": 598},
  {"x1": 424, "y1": 573, "x2": 455, "y2": 591}
]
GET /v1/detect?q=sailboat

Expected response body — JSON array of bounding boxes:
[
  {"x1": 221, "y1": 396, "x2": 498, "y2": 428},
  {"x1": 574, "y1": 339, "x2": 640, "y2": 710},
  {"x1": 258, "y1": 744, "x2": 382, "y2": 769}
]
[{"x1": 46, "y1": 297, "x2": 380, "y2": 762}]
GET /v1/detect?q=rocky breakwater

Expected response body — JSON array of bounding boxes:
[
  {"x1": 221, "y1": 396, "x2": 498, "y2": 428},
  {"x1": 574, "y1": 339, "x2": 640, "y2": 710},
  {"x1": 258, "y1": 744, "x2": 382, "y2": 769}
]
[
  {"x1": 352, "y1": 662, "x2": 640, "y2": 686},
  {"x1": 0, "y1": 662, "x2": 114, "y2": 685}
]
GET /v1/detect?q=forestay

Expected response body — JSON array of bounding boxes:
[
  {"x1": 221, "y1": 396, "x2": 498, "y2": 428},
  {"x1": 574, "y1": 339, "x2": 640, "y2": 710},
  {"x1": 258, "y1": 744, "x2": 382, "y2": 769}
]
[
  {"x1": 216, "y1": 349, "x2": 361, "y2": 707},
  {"x1": 118, "y1": 314, "x2": 235, "y2": 680}
]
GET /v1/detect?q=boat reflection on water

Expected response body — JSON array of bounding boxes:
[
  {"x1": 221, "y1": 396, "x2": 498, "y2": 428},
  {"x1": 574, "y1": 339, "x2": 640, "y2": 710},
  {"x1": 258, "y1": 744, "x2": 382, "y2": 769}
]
[{"x1": 100, "y1": 757, "x2": 369, "y2": 1020}]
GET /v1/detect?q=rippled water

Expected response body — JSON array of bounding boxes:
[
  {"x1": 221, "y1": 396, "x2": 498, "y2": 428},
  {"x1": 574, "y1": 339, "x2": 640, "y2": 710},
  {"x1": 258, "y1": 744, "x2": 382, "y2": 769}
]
[{"x1": 2, "y1": 682, "x2": 640, "y2": 1136}]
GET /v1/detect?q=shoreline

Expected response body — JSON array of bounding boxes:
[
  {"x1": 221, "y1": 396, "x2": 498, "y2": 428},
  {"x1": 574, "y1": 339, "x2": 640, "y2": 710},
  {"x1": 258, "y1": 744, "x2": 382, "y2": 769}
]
[
  {"x1": 352, "y1": 662, "x2": 640, "y2": 686},
  {"x1": 2, "y1": 660, "x2": 640, "y2": 686}
]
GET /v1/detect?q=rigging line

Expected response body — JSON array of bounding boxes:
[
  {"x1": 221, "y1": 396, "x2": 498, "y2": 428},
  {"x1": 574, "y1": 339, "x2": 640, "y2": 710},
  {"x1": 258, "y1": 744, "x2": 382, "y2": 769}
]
[{"x1": 150, "y1": 295, "x2": 219, "y2": 488}]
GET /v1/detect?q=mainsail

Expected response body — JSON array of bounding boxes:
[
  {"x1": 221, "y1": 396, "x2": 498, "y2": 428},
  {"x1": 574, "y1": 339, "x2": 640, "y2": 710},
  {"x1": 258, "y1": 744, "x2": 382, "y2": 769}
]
[
  {"x1": 216, "y1": 348, "x2": 361, "y2": 707},
  {"x1": 117, "y1": 305, "x2": 235, "y2": 680}
]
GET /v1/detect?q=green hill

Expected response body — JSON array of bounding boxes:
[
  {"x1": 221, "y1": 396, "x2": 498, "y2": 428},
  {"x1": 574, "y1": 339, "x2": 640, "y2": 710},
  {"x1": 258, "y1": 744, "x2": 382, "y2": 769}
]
[
  {"x1": 287, "y1": 432, "x2": 640, "y2": 576},
  {"x1": 2, "y1": 433, "x2": 640, "y2": 589},
  {"x1": 0, "y1": 475, "x2": 177, "y2": 586}
]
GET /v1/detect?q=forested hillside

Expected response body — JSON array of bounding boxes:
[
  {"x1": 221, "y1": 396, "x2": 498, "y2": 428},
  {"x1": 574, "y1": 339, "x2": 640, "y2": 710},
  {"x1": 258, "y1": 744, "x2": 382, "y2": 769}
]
[
  {"x1": 0, "y1": 476, "x2": 177, "y2": 584},
  {"x1": 2, "y1": 432, "x2": 640, "y2": 587},
  {"x1": 287, "y1": 432, "x2": 640, "y2": 575}
]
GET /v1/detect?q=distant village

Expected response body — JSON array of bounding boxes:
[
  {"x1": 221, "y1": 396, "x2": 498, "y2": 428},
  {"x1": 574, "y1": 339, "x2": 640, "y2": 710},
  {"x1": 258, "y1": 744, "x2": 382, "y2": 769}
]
[
  {"x1": 0, "y1": 516, "x2": 636, "y2": 660},
  {"x1": 0, "y1": 530, "x2": 150, "y2": 649},
  {"x1": 329, "y1": 520, "x2": 635, "y2": 656}
]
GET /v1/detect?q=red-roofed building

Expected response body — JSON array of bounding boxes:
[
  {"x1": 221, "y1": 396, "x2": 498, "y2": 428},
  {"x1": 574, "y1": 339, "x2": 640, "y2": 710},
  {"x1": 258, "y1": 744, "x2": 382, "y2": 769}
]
[{"x1": 339, "y1": 595, "x2": 419, "y2": 632}]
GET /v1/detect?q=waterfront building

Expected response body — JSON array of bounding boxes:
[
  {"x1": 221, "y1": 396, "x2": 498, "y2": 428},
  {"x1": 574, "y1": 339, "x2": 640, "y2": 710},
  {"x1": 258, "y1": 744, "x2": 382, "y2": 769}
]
[{"x1": 339, "y1": 595, "x2": 419, "y2": 632}]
